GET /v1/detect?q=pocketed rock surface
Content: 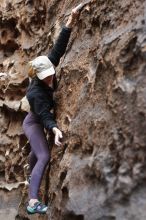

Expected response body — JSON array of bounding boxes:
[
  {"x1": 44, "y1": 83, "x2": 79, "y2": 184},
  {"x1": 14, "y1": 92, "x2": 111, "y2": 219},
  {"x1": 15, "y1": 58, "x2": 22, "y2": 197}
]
[{"x1": 0, "y1": 0, "x2": 146, "y2": 220}]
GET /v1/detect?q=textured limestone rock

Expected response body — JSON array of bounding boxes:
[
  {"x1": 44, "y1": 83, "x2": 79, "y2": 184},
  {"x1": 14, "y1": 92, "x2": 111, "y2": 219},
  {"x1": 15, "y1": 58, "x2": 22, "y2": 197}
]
[{"x1": 0, "y1": 0, "x2": 146, "y2": 220}]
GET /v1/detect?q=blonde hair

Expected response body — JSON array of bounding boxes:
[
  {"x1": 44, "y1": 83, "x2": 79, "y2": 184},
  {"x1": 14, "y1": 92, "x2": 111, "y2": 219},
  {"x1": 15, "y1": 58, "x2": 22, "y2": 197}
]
[{"x1": 28, "y1": 61, "x2": 37, "y2": 78}]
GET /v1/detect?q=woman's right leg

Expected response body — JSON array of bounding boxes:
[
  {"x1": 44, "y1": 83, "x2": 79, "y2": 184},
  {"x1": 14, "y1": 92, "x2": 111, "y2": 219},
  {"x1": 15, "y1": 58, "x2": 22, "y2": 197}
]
[
  {"x1": 23, "y1": 112, "x2": 50, "y2": 201},
  {"x1": 29, "y1": 151, "x2": 37, "y2": 173},
  {"x1": 28, "y1": 125, "x2": 50, "y2": 200}
]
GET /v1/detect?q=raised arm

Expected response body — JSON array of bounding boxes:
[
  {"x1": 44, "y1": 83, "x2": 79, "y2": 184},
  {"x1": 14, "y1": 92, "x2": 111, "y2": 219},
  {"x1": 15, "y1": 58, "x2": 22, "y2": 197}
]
[
  {"x1": 48, "y1": 27, "x2": 71, "y2": 67},
  {"x1": 48, "y1": 7, "x2": 79, "y2": 67}
]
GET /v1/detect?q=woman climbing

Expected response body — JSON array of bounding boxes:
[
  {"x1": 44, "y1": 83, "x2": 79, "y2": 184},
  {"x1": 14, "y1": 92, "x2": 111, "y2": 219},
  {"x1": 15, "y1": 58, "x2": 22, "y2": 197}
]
[{"x1": 22, "y1": 6, "x2": 80, "y2": 215}]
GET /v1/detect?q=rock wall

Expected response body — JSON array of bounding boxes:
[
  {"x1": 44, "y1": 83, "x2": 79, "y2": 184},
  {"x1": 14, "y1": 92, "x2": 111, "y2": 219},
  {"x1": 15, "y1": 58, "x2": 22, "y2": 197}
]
[{"x1": 0, "y1": 0, "x2": 146, "y2": 220}]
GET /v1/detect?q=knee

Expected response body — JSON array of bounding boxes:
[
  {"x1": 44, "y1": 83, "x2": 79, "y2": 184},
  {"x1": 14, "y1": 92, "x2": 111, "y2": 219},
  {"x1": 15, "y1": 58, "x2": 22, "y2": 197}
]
[
  {"x1": 22, "y1": 120, "x2": 29, "y2": 138},
  {"x1": 22, "y1": 117, "x2": 27, "y2": 133},
  {"x1": 39, "y1": 154, "x2": 50, "y2": 165},
  {"x1": 22, "y1": 119, "x2": 25, "y2": 131}
]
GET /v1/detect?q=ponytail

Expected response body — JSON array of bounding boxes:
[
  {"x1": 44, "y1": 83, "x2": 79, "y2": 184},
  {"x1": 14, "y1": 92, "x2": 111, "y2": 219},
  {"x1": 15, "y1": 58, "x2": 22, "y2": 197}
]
[{"x1": 28, "y1": 61, "x2": 37, "y2": 78}]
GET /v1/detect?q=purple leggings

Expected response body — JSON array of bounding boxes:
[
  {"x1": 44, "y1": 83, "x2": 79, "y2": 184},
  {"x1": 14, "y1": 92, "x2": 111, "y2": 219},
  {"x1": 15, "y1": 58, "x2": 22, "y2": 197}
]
[{"x1": 23, "y1": 112, "x2": 50, "y2": 200}]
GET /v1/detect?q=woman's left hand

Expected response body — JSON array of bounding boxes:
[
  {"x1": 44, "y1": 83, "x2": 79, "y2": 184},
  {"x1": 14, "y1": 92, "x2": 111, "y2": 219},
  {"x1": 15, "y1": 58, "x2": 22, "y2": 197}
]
[{"x1": 52, "y1": 127, "x2": 63, "y2": 146}]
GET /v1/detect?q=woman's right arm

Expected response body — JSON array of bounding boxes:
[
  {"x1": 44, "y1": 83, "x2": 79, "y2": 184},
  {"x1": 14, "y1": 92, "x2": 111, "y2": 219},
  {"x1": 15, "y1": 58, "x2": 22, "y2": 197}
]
[
  {"x1": 48, "y1": 7, "x2": 80, "y2": 67},
  {"x1": 48, "y1": 27, "x2": 72, "y2": 67}
]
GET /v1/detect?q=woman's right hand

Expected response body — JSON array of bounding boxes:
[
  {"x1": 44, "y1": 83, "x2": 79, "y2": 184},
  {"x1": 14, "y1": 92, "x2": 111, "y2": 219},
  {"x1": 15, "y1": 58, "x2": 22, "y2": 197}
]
[
  {"x1": 65, "y1": 5, "x2": 81, "y2": 28},
  {"x1": 52, "y1": 127, "x2": 63, "y2": 146}
]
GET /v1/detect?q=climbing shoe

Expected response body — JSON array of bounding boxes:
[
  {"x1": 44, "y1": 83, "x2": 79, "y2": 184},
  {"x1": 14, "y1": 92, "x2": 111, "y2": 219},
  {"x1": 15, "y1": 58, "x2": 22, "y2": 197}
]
[{"x1": 26, "y1": 201, "x2": 48, "y2": 214}]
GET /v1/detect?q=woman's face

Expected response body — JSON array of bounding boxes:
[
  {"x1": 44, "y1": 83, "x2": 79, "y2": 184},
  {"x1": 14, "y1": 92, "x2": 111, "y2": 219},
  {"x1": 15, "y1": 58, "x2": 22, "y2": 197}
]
[{"x1": 42, "y1": 75, "x2": 53, "y2": 86}]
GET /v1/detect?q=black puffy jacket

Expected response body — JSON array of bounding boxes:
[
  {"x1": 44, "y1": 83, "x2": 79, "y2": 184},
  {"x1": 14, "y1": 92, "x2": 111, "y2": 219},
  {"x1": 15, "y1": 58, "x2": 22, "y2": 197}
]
[{"x1": 26, "y1": 26, "x2": 72, "y2": 130}]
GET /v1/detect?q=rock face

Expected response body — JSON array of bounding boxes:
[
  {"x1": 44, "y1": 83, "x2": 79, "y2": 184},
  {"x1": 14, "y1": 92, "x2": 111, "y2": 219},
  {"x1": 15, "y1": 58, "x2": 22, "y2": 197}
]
[{"x1": 0, "y1": 0, "x2": 146, "y2": 220}]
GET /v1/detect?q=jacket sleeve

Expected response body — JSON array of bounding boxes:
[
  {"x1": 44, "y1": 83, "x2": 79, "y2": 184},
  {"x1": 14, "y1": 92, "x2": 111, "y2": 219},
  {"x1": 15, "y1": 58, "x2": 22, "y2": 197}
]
[
  {"x1": 48, "y1": 26, "x2": 72, "y2": 67},
  {"x1": 31, "y1": 95, "x2": 57, "y2": 130}
]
